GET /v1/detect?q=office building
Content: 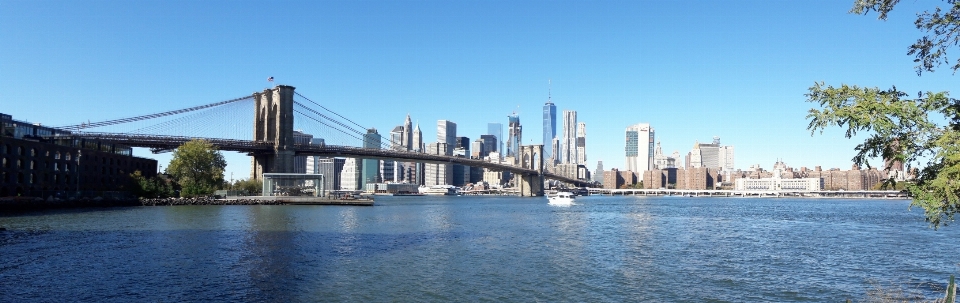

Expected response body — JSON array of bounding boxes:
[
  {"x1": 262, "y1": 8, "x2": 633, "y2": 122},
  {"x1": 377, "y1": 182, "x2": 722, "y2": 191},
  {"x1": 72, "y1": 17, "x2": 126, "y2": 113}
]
[
  {"x1": 506, "y1": 113, "x2": 522, "y2": 159},
  {"x1": 487, "y1": 123, "x2": 502, "y2": 153},
  {"x1": 542, "y1": 98, "x2": 557, "y2": 161},
  {"x1": 361, "y1": 129, "x2": 381, "y2": 187},
  {"x1": 594, "y1": 161, "x2": 604, "y2": 184},
  {"x1": 307, "y1": 157, "x2": 344, "y2": 195},
  {"x1": 687, "y1": 137, "x2": 732, "y2": 172},
  {"x1": 412, "y1": 123, "x2": 423, "y2": 152},
  {"x1": 561, "y1": 110, "x2": 577, "y2": 164},
  {"x1": 390, "y1": 126, "x2": 404, "y2": 150},
  {"x1": 340, "y1": 158, "x2": 361, "y2": 190},
  {"x1": 456, "y1": 136, "x2": 470, "y2": 153},
  {"x1": 471, "y1": 139, "x2": 484, "y2": 158},
  {"x1": 437, "y1": 120, "x2": 457, "y2": 154},
  {"x1": 719, "y1": 145, "x2": 735, "y2": 172},
  {"x1": 477, "y1": 135, "x2": 496, "y2": 160},
  {"x1": 403, "y1": 114, "x2": 413, "y2": 150},
  {"x1": 424, "y1": 142, "x2": 452, "y2": 186},
  {"x1": 625, "y1": 123, "x2": 655, "y2": 177}
]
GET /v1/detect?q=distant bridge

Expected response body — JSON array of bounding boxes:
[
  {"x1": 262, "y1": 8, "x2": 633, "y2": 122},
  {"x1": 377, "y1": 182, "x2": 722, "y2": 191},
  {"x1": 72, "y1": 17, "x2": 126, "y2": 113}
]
[{"x1": 55, "y1": 85, "x2": 593, "y2": 195}]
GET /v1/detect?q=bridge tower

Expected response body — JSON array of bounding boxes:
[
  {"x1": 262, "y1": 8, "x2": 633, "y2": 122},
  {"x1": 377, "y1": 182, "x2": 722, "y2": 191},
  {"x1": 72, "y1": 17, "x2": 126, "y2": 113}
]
[
  {"x1": 518, "y1": 144, "x2": 544, "y2": 197},
  {"x1": 251, "y1": 85, "x2": 296, "y2": 180}
]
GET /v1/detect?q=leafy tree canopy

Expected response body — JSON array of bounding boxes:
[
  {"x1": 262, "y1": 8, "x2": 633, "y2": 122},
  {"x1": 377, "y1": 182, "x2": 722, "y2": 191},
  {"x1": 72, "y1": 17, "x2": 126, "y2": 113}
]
[
  {"x1": 808, "y1": 1, "x2": 960, "y2": 228},
  {"x1": 166, "y1": 139, "x2": 226, "y2": 197},
  {"x1": 129, "y1": 170, "x2": 175, "y2": 198},
  {"x1": 232, "y1": 179, "x2": 263, "y2": 195}
]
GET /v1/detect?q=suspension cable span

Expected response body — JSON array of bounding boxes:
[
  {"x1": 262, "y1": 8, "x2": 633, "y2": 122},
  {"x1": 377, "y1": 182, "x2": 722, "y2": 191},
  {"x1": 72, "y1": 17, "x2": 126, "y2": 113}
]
[
  {"x1": 293, "y1": 109, "x2": 366, "y2": 143},
  {"x1": 295, "y1": 102, "x2": 401, "y2": 149},
  {"x1": 57, "y1": 96, "x2": 253, "y2": 131},
  {"x1": 294, "y1": 93, "x2": 404, "y2": 149},
  {"x1": 293, "y1": 101, "x2": 368, "y2": 137},
  {"x1": 294, "y1": 92, "x2": 368, "y2": 130}
]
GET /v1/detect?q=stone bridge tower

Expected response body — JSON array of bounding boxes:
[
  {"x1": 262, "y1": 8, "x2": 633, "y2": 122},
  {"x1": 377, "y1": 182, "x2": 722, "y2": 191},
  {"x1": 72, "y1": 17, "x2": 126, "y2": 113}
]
[
  {"x1": 518, "y1": 144, "x2": 544, "y2": 197},
  {"x1": 251, "y1": 85, "x2": 296, "y2": 180}
]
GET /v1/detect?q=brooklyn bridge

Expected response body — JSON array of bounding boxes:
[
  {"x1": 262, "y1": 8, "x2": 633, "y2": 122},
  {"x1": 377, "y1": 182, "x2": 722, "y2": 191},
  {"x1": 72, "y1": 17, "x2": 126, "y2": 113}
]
[{"x1": 54, "y1": 85, "x2": 592, "y2": 196}]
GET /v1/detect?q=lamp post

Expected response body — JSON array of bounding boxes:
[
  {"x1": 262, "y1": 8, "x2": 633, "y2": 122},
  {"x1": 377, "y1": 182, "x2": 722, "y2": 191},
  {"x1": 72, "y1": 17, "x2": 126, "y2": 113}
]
[{"x1": 76, "y1": 149, "x2": 81, "y2": 195}]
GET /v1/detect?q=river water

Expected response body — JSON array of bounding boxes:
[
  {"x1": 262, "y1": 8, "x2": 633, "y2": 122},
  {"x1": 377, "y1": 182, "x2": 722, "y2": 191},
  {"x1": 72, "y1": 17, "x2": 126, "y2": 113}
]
[{"x1": 1, "y1": 196, "x2": 958, "y2": 302}]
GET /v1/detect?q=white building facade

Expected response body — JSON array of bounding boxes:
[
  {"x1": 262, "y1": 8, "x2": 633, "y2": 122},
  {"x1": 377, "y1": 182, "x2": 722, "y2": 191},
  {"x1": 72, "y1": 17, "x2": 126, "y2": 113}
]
[{"x1": 625, "y1": 123, "x2": 654, "y2": 176}]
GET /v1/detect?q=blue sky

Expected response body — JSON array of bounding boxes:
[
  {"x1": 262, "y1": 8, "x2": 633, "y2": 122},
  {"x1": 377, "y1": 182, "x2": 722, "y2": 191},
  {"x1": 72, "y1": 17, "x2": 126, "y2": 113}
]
[{"x1": 2, "y1": 0, "x2": 956, "y2": 180}]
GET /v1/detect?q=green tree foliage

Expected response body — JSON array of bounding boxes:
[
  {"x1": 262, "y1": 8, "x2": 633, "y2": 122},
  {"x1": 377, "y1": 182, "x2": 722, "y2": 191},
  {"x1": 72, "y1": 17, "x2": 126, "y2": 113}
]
[
  {"x1": 807, "y1": 1, "x2": 960, "y2": 228},
  {"x1": 166, "y1": 139, "x2": 226, "y2": 197},
  {"x1": 129, "y1": 170, "x2": 175, "y2": 198},
  {"x1": 232, "y1": 179, "x2": 263, "y2": 195}
]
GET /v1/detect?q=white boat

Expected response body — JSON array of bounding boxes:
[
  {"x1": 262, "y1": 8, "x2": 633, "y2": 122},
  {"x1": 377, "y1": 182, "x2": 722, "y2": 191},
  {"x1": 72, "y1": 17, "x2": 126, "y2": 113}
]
[
  {"x1": 419, "y1": 185, "x2": 457, "y2": 196},
  {"x1": 548, "y1": 191, "x2": 576, "y2": 206}
]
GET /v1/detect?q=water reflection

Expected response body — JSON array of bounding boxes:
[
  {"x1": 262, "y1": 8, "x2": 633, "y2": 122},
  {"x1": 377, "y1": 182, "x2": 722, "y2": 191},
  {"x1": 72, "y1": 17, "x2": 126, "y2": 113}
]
[{"x1": 1, "y1": 197, "x2": 958, "y2": 302}]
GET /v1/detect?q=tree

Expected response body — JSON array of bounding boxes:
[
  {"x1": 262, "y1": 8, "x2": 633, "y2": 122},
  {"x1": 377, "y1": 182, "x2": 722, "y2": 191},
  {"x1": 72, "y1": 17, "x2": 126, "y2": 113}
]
[
  {"x1": 232, "y1": 179, "x2": 263, "y2": 195},
  {"x1": 807, "y1": 1, "x2": 960, "y2": 228},
  {"x1": 129, "y1": 170, "x2": 175, "y2": 198},
  {"x1": 166, "y1": 139, "x2": 227, "y2": 197}
]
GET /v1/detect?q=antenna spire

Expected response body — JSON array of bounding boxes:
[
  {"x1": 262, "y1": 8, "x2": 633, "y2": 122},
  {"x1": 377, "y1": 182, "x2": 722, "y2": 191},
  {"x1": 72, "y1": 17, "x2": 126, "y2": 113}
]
[{"x1": 548, "y1": 79, "x2": 552, "y2": 103}]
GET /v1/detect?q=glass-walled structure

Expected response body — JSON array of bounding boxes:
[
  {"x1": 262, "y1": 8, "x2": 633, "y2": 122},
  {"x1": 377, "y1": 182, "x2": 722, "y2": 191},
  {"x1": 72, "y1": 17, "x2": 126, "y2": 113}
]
[{"x1": 262, "y1": 173, "x2": 324, "y2": 197}]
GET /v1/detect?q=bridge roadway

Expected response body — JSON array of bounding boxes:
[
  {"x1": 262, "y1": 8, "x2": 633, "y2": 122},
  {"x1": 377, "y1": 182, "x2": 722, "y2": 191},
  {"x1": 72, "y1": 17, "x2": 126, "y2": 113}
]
[{"x1": 67, "y1": 132, "x2": 592, "y2": 186}]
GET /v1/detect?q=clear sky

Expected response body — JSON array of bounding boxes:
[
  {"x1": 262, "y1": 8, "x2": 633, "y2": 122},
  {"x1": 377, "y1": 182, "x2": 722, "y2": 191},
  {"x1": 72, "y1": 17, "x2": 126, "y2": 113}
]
[{"x1": 2, "y1": 0, "x2": 956, "y2": 180}]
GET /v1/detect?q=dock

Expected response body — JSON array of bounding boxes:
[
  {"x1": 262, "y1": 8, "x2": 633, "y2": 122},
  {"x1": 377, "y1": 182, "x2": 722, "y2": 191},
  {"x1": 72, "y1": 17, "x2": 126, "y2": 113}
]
[{"x1": 234, "y1": 196, "x2": 374, "y2": 206}]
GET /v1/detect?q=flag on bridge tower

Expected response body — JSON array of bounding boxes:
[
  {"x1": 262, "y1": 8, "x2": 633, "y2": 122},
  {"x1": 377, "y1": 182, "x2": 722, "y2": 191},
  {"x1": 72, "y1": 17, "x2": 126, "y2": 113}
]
[{"x1": 267, "y1": 76, "x2": 274, "y2": 82}]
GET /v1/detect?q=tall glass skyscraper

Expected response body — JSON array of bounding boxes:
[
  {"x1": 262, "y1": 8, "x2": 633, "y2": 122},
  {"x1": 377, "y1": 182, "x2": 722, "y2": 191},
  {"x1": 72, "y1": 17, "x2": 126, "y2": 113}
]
[
  {"x1": 542, "y1": 100, "x2": 556, "y2": 161},
  {"x1": 361, "y1": 128, "x2": 381, "y2": 188},
  {"x1": 487, "y1": 123, "x2": 502, "y2": 152}
]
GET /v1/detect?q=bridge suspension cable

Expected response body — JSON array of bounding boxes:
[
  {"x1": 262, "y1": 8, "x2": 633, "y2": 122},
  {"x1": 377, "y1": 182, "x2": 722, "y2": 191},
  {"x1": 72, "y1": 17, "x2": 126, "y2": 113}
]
[
  {"x1": 57, "y1": 95, "x2": 253, "y2": 131},
  {"x1": 292, "y1": 107, "x2": 365, "y2": 143},
  {"x1": 292, "y1": 94, "x2": 403, "y2": 150}
]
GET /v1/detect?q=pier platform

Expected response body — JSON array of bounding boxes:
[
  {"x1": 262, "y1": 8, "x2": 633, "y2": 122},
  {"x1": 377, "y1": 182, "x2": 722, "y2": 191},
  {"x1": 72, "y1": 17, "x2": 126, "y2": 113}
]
[{"x1": 238, "y1": 196, "x2": 374, "y2": 206}]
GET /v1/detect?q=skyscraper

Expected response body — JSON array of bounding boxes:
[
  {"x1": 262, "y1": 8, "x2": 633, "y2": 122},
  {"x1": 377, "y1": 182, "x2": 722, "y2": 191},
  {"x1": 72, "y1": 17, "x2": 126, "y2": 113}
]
[
  {"x1": 487, "y1": 123, "x2": 502, "y2": 153},
  {"x1": 425, "y1": 142, "x2": 452, "y2": 186},
  {"x1": 471, "y1": 139, "x2": 484, "y2": 158},
  {"x1": 687, "y1": 137, "x2": 725, "y2": 170},
  {"x1": 594, "y1": 160, "x2": 604, "y2": 183},
  {"x1": 361, "y1": 128, "x2": 381, "y2": 187},
  {"x1": 413, "y1": 123, "x2": 423, "y2": 153},
  {"x1": 719, "y1": 145, "x2": 735, "y2": 172},
  {"x1": 625, "y1": 123, "x2": 655, "y2": 176},
  {"x1": 561, "y1": 110, "x2": 577, "y2": 164},
  {"x1": 403, "y1": 114, "x2": 413, "y2": 150},
  {"x1": 412, "y1": 123, "x2": 424, "y2": 185},
  {"x1": 437, "y1": 120, "x2": 457, "y2": 154},
  {"x1": 576, "y1": 122, "x2": 586, "y2": 164},
  {"x1": 506, "y1": 113, "x2": 521, "y2": 158},
  {"x1": 307, "y1": 157, "x2": 344, "y2": 196},
  {"x1": 340, "y1": 158, "x2": 361, "y2": 190},
  {"x1": 543, "y1": 97, "x2": 557, "y2": 161},
  {"x1": 390, "y1": 126, "x2": 404, "y2": 150},
  {"x1": 480, "y1": 134, "x2": 497, "y2": 157}
]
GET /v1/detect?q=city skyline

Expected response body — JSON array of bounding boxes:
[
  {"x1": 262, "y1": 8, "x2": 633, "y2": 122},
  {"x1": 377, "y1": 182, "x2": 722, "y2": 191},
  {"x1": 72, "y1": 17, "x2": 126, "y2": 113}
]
[{"x1": 3, "y1": 1, "x2": 955, "y2": 181}]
